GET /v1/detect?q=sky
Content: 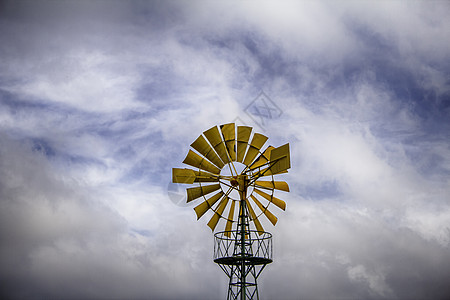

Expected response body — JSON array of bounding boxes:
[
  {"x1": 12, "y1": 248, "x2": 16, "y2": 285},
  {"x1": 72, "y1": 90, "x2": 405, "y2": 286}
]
[{"x1": 0, "y1": 0, "x2": 449, "y2": 299}]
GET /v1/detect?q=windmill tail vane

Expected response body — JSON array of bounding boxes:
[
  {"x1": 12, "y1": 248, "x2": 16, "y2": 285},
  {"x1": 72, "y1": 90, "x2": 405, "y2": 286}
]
[{"x1": 172, "y1": 122, "x2": 290, "y2": 300}]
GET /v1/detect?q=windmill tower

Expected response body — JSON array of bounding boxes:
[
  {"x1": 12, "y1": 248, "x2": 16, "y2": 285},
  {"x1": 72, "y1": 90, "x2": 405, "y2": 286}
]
[{"x1": 173, "y1": 123, "x2": 290, "y2": 300}]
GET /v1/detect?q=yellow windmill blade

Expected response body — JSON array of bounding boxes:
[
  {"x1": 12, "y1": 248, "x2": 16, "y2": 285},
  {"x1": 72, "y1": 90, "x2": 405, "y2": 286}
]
[
  {"x1": 245, "y1": 198, "x2": 264, "y2": 234},
  {"x1": 194, "y1": 191, "x2": 224, "y2": 219},
  {"x1": 220, "y1": 123, "x2": 236, "y2": 162},
  {"x1": 243, "y1": 133, "x2": 268, "y2": 166},
  {"x1": 173, "y1": 168, "x2": 219, "y2": 184},
  {"x1": 191, "y1": 134, "x2": 225, "y2": 169},
  {"x1": 255, "y1": 180, "x2": 290, "y2": 192},
  {"x1": 183, "y1": 150, "x2": 221, "y2": 175},
  {"x1": 236, "y1": 126, "x2": 252, "y2": 162},
  {"x1": 207, "y1": 196, "x2": 230, "y2": 231},
  {"x1": 253, "y1": 188, "x2": 286, "y2": 210},
  {"x1": 249, "y1": 146, "x2": 274, "y2": 170},
  {"x1": 250, "y1": 195, "x2": 278, "y2": 226},
  {"x1": 172, "y1": 168, "x2": 196, "y2": 184},
  {"x1": 204, "y1": 125, "x2": 231, "y2": 164},
  {"x1": 193, "y1": 170, "x2": 219, "y2": 182},
  {"x1": 187, "y1": 184, "x2": 221, "y2": 202},
  {"x1": 224, "y1": 200, "x2": 236, "y2": 237}
]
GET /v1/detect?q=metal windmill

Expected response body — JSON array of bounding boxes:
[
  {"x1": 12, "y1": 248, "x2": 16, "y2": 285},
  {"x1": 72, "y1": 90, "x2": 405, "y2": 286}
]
[{"x1": 173, "y1": 123, "x2": 290, "y2": 300}]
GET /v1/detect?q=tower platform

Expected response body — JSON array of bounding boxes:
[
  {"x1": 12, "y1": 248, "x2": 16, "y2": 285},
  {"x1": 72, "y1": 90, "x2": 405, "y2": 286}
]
[{"x1": 213, "y1": 230, "x2": 273, "y2": 266}]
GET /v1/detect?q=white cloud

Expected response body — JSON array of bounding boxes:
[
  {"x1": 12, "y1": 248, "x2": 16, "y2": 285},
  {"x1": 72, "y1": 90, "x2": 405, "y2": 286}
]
[
  {"x1": 347, "y1": 264, "x2": 392, "y2": 298},
  {"x1": 3, "y1": 49, "x2": 145, "y2": 113}
]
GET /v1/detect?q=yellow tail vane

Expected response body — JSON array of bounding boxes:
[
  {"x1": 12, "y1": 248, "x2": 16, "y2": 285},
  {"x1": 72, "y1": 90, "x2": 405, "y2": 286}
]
[{"x1": 269, "y1": 143, "x2": 290, "y2": 175}]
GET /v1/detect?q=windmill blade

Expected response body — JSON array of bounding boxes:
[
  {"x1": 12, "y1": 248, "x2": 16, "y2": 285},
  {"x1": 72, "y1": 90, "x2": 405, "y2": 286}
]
[
  {"x1": 191, "y1": 135, "x2": 225, "y2": 169},
  {"x1": 187, "y1": 184, "x2": 221, "y2": 202},
  {"x1": 183, "y1": 150, "x2": 221, "y2": 174},
  {"x1": 192, "y1": 169, "x2": 219, "y2": 182},
  {"x1": 194, "y1": 191, "x2": 224, "y2": 219},
  {"x1": 245, "y1": 198, "x2": 264, "y2": 234},
  {"x1": 249, "y1": 146, "x2": 274, "y2": 170},
  {"x1": 207, "y1": 196, "x2": 230, "y2": 231},
  {"x1": 193, "y1": 171, "x2": 218, "y2": 182},
  {"x1": 250, "y1": 195, "x2": 278, "y2": 226},
  {"x1": 174, "y1": 168, "x2": 218, "y2": 183},
  {"x1": 204, "y1": 125, "x2": 230, "y2": 164},
  {"x1": 172, "y1": 168, "x2": 196, "y2": 184},
  {"x1": 193, "y1": 170, "x2": 219, "y2": 182},
  {"x1": 236, "y1": 126, "x2": 252, "y2": 162},
  {"x1": 254, "y1": 188, "x2": 286, "y2": 210},
  {"x1": 268, "y1": 143, "x2": 291, "y2": 175},
  {"x1": 220, "y1": 123, "x2": 236, "y2": 162},
  {"x1": 255, "y1": 180, "x2": 290, "y2": 192},
  {"x1": 243, "y1": 133, "x2": 268, "y2": 166},
  {"x1": 224, "y1": 200, "x2": 236, "y2": 237}
]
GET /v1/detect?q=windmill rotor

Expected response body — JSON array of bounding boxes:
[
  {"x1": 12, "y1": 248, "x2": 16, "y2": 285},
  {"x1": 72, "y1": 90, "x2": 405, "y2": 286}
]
[{"x1": 173, "y1": 122, "x2": 290, "y2": 233}]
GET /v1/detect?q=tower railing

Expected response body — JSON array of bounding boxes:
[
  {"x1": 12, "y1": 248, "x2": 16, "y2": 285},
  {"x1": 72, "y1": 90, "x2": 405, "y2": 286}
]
[{"x1": 214, "y1": 230, "x2": 273, "y2": 265}]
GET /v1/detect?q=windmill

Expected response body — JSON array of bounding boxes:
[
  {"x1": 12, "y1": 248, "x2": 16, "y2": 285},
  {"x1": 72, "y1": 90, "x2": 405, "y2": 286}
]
[{"x1": 173, "y1": 123, "x2": 290, "y2": 300}]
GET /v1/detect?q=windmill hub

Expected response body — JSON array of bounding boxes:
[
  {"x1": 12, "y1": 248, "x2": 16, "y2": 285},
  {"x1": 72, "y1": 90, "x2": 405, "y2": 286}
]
[{"x1": 219, "y1": 162, "x2": 252, "y2": 200}]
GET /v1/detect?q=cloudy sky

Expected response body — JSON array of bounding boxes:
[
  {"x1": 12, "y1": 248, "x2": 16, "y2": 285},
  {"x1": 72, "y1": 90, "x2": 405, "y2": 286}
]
[{"x1": 1, "y1": 1, "x2": 450, "y2": 299}]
